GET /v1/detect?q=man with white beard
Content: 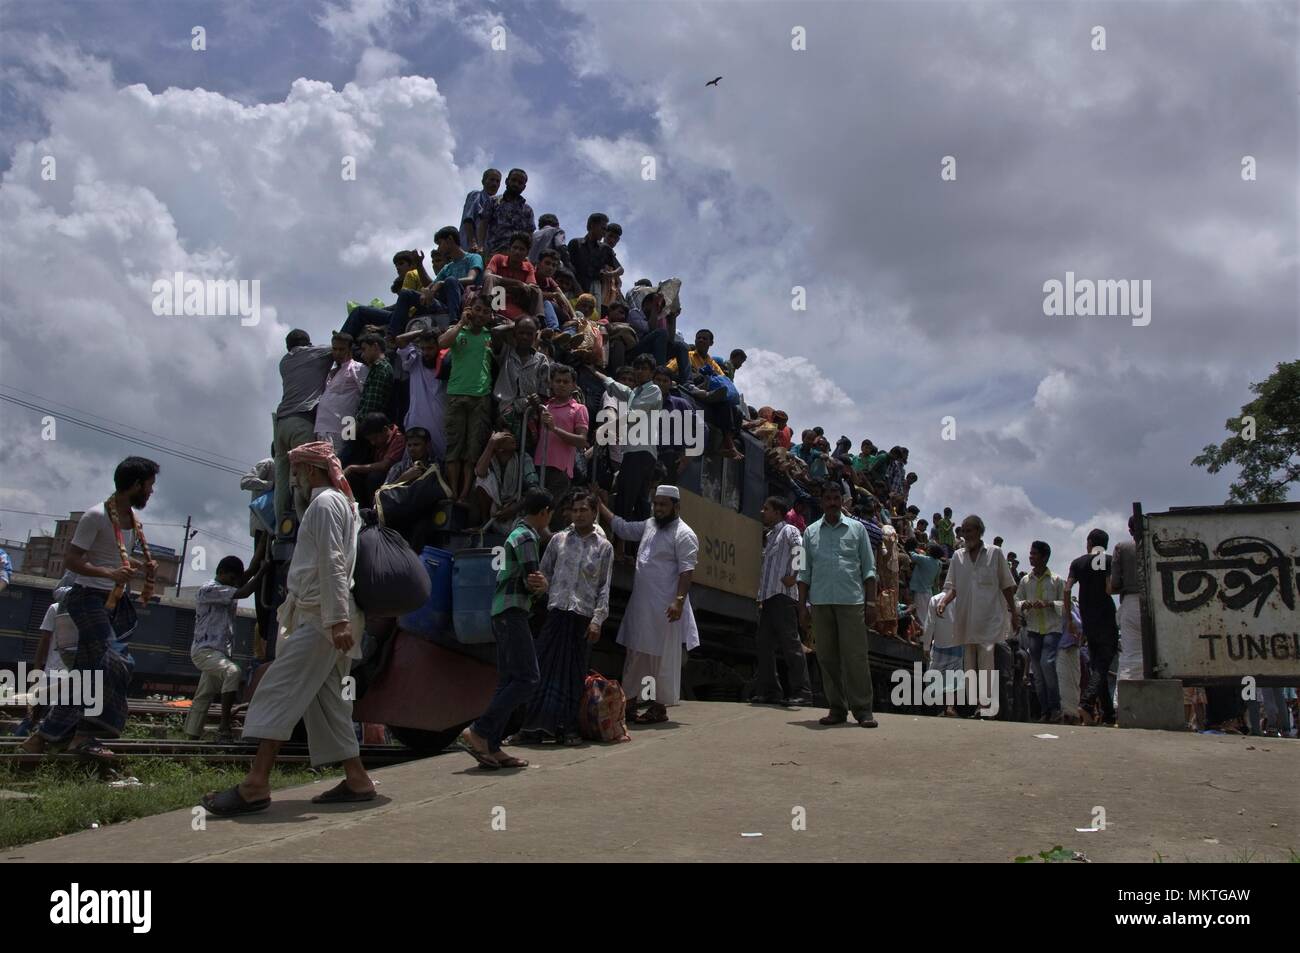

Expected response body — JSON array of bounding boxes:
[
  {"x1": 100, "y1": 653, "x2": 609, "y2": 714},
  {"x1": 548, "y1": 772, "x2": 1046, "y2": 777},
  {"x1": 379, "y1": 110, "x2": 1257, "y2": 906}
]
[{"x1": 201, "y1": 442, "x2": 376, "y2": 815}]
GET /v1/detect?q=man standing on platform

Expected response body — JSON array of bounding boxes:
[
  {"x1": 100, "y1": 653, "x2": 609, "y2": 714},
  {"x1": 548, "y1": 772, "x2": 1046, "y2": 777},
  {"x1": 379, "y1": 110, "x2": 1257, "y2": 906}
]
[
  {"x1": 597, "y1": 486, "x2": 698, "y2": 724},
  {"x1": 201, "y1": 442, "x2": 376, "y2": 814},
  {"x1": 797, "y1": 482, "x2": 879, "y2": 728},
  {"x1": 1110, "y1": 515, "x2": 1146, "y2": 718},
  {"x1": 753, "y1": 496, "x2": 811, "y2": 706},
  {"x1": 936, "y1": 514, "x2": 1019, "y2": 718}
]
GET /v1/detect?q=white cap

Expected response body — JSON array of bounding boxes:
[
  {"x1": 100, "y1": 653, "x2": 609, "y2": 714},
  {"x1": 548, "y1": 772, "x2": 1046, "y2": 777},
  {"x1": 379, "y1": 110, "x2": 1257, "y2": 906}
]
[{"x1": 654, "y1": 485, "x2": 681, "y2": 500}]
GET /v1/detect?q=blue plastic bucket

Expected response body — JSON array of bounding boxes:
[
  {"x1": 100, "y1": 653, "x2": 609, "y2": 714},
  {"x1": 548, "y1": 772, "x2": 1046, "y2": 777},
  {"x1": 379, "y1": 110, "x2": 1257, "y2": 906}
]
[
  {"x1": 399, "y1": 546, "x2": 454, "y2": 641},
  {"x1": 452, "y1": 549, "x2": 498, "y2": 644}
]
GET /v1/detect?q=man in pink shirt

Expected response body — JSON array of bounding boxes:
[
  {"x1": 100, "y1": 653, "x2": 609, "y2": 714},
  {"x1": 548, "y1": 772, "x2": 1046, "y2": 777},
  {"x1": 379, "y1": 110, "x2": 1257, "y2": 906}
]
[
  {"x1": 314, "y1": 332, "x2": 367, "y2": 454},
  {"x1": 535, "y1": 364, "x2": 589, "y2": 528}
]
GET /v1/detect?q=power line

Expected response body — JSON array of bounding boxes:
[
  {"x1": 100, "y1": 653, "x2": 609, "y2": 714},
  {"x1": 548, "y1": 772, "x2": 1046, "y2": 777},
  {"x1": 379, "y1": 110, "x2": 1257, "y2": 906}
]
[
  {"x1": 0, "y1": 384, "x2": 256, "y2": 468},
  {"x1": 0, "y1": 393, "x2": 251, "y2": 476},
  {"x1": 0, "y1": 508, "x2": 251, "y2": 552}
]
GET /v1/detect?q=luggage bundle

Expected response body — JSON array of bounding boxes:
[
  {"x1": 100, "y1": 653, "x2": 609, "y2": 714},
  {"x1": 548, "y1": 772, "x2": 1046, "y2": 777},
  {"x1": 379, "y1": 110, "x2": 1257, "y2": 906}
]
[
  {"x1": 352, "y1": 511, "x2": 431, "y2": 618},
  {"x1": 577, "y1": 671, "x2": 631, "y2": 743}
]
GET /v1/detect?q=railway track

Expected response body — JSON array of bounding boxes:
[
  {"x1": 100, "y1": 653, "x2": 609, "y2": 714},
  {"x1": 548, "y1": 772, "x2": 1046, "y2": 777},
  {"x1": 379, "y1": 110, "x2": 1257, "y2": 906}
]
[{"x1": 0, "y1": 738, "x2": 433, "y2": 767}]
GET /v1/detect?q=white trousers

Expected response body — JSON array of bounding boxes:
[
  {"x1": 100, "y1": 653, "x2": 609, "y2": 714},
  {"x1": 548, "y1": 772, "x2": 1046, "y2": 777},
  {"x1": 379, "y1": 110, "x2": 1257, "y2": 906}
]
[
  {"x1": 622, "y1": 641, "x2": 683, "y2": 707},
  {"x1": 1117, "y1": 595, "x2": 1144, "y2": 680},
  {"x1": 243, "y1": 623, "x2": 358, "y2": 766},
  {"x1": 1057, "y1": 644, "x2": 1081, "y2": 714}
]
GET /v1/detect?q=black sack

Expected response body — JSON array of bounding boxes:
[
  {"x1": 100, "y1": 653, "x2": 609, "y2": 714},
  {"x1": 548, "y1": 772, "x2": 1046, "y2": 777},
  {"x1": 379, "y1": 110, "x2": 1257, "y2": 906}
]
[
  {"x1": 353, "y1": 516, "x2": 431, "y2": 618},
  {"x1": 374, "y1": 463, "x2": 452, "y2": 531}
]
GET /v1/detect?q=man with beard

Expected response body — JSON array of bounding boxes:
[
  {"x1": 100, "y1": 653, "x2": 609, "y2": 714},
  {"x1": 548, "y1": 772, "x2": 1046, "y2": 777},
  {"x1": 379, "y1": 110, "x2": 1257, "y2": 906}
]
[
  {"x1": 20, "y1": 457, "x2": 161, "y2": 760},
  {"x1": 482, "y1": 168, "x2": 537, "y2": 256},
  {"x1": 596, "y1": 485, "x2": 699, "y2": 724},
  {"x1": 202, "y1": 442, "x2": 376, "y2": 814},
  {"x1": 395, "y1": 326, "x2": 448, "y2": 461}
]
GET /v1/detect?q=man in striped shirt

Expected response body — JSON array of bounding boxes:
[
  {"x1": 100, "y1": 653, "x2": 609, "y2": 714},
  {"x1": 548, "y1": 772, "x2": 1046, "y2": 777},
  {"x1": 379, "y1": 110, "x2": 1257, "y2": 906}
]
[{"x1": 752, "y1": 497, "x2": 811, "y2": 706}]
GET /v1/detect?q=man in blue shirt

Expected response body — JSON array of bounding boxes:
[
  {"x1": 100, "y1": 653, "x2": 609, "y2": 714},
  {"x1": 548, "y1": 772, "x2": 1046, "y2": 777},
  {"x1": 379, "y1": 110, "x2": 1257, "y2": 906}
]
[{"x1": 797, "y1": 482, "x2": 879, "y2": 727}]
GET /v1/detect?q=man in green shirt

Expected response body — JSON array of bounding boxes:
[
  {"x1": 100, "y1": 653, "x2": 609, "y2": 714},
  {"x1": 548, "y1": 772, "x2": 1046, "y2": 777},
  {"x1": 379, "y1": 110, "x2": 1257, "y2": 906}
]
[
  {"x1": 461, "y1": 487, "x2": 553, "y2": 770},
  {"x1": 934, "y1": 507, "x2": 957, "y2": 554},
  {"x1": 438, "y1": 292, "x2": 495, "y2": 502},
  {"x1": 797, "y1": 482, "x2": 879, "y2": 727}
]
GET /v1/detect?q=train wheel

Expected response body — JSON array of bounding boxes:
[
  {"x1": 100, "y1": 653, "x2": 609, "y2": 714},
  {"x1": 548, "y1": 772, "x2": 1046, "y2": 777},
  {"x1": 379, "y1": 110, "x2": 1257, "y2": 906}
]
[{"x1": 387, "y1": 721, "x2": 471, "y2": 754}]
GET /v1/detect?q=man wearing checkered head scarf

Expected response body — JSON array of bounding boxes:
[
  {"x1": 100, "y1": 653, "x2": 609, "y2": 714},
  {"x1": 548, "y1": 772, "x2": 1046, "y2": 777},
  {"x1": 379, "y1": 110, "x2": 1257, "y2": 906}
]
[{"x1": 202, "y1": 442, "x2": 376, "y2": 815}]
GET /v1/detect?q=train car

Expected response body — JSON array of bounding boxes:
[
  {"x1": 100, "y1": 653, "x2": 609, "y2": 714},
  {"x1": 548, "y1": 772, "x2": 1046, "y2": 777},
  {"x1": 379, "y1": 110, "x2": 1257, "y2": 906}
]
[
  {"x1": 353, "y1": 427, "x2": 922, "y2": 751},
  {"x1": 0, "y1": 572, "x2": 258, "y2": 696}
]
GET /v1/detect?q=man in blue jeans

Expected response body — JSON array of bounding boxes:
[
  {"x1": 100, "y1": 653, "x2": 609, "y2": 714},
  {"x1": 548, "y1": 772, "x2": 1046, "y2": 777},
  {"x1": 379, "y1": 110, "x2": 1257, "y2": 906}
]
[
  {"x1": 1016, "y1": 540, "x2": 1066, "y2": 723},
  {"x1": 460, "y1": 488, "x2": 553, "y2": 770}
]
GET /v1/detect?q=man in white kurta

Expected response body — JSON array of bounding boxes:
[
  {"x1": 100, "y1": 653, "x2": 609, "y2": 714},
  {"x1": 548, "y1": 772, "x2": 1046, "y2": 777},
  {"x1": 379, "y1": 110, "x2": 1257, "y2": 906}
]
[
  {"x1": 936, "y1": 514, "x2": 1019, "y2": 714},
  {"x1": 599, "y1": 486, "x2": 699, "y2": 715},
  {"x1": 202, "y1": 442, "x2": 376, "y2": 816}
]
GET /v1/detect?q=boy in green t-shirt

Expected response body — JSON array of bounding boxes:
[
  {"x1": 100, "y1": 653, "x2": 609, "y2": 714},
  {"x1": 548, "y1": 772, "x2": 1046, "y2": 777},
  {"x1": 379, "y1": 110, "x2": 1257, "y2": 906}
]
[
  {"x1": 438, "y1": 291, "x2": 496, "y2": 501},
  {"x1": 934, "y1": 507, "x2": 956, "y2": 553},
  {"x1": 460, "y1": 488, "x2": 553, "y2": 769}
]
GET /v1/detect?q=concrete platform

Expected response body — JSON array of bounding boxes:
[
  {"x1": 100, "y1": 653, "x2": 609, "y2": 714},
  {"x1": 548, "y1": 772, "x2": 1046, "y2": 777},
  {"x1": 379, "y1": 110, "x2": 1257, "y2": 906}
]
[{"x1": 4, "y1": 702, "x2": 1296, "y2": 863}]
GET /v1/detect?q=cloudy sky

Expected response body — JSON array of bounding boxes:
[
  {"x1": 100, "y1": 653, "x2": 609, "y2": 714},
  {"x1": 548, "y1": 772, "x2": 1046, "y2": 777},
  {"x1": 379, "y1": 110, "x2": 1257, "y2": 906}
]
[{"x1": 0, "y1": 0, "x2": 1295, "y2": 571}]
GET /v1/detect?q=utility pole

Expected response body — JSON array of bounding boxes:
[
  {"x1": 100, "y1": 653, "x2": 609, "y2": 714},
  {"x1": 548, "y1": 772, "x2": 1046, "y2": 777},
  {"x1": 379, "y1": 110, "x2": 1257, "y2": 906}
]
[{"x1": 175, "y1": 516, "x2": 197, "y2": 597}]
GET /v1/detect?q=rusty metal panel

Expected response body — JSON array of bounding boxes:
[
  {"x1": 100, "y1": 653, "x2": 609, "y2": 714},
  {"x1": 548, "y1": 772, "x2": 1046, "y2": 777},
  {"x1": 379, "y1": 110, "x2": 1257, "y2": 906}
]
[{"x1": 677, "y1": 489, "x2": 762, "y2": 600}]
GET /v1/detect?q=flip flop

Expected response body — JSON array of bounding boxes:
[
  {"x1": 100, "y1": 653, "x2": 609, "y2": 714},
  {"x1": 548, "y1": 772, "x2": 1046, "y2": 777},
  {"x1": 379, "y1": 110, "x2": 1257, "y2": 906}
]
[
  {"x1": 493, "y1": 754, "x2": 529, "y2": 768},
  {"x1": 458, "y1": 731, "x2": 500, "y2": 770},
  {"x1": 201, "y1": 784, "x2": 271, "y2": 816},
  {"x1": 311, "y1": 781, "x2": 377, "y2": 804},
  {"x1": 69, "y1": 740, "x2": 116, "y2": 761}
]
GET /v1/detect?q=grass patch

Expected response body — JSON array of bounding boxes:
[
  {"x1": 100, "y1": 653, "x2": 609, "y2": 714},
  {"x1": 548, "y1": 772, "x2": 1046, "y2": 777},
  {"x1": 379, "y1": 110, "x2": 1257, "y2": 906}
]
[{"x1": 0, "y1": 758, "x2": 338, "y2": 852}]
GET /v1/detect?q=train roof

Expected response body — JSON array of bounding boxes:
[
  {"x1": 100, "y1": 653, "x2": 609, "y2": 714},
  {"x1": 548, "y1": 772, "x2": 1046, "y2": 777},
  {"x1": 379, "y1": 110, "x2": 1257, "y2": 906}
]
[{"x1": 8, "y1": 572, "x2": 256, "y2": 618}]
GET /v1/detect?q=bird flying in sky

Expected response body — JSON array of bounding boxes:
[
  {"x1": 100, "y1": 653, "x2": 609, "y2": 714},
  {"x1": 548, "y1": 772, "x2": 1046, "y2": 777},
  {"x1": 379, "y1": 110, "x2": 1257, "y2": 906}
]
[{"x1": 706, "y1": 76, "x2": 722, "y2": 87}]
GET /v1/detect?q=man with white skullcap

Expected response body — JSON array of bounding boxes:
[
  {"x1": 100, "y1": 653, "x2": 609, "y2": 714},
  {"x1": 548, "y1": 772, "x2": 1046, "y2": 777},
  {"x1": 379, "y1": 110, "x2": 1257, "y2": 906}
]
[{"x1": 597, "y1": 485, "x2": 699, "y2": 723}]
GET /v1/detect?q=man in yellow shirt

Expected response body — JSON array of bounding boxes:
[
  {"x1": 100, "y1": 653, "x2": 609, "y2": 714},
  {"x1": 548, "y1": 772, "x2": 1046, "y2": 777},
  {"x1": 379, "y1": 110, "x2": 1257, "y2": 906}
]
[{"x1": 666, "y1": 328, "x2": 725, "y2": 378}]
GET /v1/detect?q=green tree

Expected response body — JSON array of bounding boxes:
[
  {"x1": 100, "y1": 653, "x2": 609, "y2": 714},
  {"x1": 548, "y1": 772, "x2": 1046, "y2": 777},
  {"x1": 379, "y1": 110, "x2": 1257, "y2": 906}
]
[{"x1": 1192, "y1": 361, "x2": 1300, "y2": 503}]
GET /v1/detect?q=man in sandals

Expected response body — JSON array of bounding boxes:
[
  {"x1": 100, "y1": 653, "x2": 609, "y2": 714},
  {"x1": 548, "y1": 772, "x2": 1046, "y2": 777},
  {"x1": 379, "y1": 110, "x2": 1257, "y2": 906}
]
[
  {"x1": 201, "y1": 442, "x2": 376, "y2": 815},
  {"x1": 596, "y1": 485, "x2": 699, "y2": 724},
  {"x1": 460, "y1": 488, "x2": 553, "y2": 769},
  {"x1": 20, "y1": 456, "x2": 161, "y2": 760}
]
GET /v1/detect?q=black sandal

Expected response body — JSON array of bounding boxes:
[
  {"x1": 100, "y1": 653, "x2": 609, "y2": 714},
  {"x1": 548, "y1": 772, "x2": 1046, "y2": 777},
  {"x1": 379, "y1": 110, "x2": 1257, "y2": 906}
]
[
  {"x1": 69, "y1": 739, "x2": 116, "y2": 761},
  {"x1": 201, "y1": 784, "x2": 271, "y2": 816},
  {"x1": 458, "y1": 731, "x2": 500, "y2": 770},
  {"x1": 311, "y1": 781, "x2": 377, "y2": 804}
]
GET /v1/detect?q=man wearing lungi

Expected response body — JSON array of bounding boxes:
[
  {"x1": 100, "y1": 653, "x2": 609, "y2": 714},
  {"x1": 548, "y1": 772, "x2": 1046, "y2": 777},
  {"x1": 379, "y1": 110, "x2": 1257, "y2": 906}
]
[
  {"x1": 20, "y1": 456, "x2": 161, "y2": 760},
  {"x1": 202, "y1": 442, "x2": 376, "y2": 815}
]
